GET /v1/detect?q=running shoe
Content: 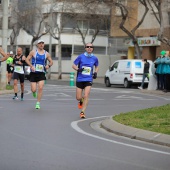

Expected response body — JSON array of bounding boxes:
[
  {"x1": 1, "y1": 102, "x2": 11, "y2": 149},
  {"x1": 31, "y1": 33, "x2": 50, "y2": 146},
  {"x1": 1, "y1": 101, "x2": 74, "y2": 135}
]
[
  {"x1": 138, "y1": 86, "x2": 143, "y2": 90},
  {"x1": 35, "y1": 102, "x2": 40, "y2": 109},
  {"x1": 32, "y1": 92, "x2": 37, "y2": 98},
  {"x1": 13, "y1": 96, "x2": 18, "y2": 100},
  {"x1": 80, "y1": 111, "x2": 86, "y2": 119},
  {"x1": 78, "y1": 98, "x2": 84, "y2": 109}
]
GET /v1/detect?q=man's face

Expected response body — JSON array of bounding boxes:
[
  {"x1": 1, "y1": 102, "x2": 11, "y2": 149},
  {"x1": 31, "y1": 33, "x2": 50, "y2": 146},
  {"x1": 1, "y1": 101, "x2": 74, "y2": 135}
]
[
  {"x1": 17, "y1": 48, "x2": 22, "y2": 56},
  {"x1": 37, "y1": 42, "x2": 45, "y2": 50},
  {"x1": 85, "y1": 43, "x2": 94, "y2": 53}
]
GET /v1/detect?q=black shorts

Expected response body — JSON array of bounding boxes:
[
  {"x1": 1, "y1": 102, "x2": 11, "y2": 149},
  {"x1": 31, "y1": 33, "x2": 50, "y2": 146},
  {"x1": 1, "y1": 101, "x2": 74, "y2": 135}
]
[
  {"x1": 30, "y1": 72, "x2": 46, "y2": 82},
  {"x1": 76, "y1": 81, "x2": 92, "y2": 89},
  {"x1": 7, "y1": 65, "x2": 14, "y2": 73},
  {"x1": 13, "y1": 72, "x2": 25, "y2": 83}
]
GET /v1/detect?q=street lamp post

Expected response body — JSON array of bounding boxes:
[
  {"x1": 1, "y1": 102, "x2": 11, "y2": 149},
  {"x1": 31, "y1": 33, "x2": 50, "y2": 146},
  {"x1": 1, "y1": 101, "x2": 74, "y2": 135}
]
[{"x1": 0, "y1": 0, "x2": 8, "y2": 89}]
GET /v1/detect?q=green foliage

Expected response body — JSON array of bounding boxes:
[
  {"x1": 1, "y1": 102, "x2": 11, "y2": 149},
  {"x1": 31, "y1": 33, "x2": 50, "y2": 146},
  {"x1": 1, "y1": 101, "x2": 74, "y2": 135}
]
[
  {"x1": 6, "y1": 85, "x2": 13, "y2": 90},
  {"x1": 113, "y1": 104, "x2": 170, "y2": 135}
]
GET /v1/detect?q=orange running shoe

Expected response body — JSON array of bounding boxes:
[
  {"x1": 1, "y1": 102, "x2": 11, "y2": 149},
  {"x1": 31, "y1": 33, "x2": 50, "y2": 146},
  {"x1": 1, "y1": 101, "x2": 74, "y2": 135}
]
[
  {"x1": 78, "y1": 98, "x2": 84, "y2": 109},
  {"x1": 80, "y1": 111, "x2": 86, "y2": 119}
]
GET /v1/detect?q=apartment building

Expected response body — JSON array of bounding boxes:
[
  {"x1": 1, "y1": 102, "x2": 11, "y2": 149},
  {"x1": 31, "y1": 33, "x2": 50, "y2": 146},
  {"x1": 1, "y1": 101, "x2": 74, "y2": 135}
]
[{"x1": 111, "y1": 0, "x2": 170, "y2": 61}]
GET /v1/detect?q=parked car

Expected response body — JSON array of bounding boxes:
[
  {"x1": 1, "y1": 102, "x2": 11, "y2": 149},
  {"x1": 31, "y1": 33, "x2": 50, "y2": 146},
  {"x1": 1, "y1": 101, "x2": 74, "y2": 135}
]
[
  {"x1": 104, "y1": 59, "x2": 154, "y2": 88},
  {"x1": 24, "y1": 63, "x2": 30, "y2": 80}
]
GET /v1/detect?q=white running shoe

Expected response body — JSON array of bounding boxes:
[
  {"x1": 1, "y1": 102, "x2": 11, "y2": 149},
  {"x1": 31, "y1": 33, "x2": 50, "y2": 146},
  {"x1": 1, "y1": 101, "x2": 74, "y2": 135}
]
[{"x1": 138, "y1": 86, "x2": 143, "y2": 90}]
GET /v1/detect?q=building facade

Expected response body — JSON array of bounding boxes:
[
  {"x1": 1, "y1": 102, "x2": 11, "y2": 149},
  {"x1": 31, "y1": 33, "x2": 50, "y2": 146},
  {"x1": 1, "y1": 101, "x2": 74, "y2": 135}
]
[
  {"x1": 111, "y1": 0, "x2": 170, "y2": 61},
  {"x1": 0, "y1": 0, "x2": 127, "y2": 77}
]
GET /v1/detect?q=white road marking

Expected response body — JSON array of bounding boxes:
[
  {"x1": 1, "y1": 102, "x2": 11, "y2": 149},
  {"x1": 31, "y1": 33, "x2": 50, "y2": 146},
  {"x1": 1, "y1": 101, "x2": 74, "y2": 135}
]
[
  {"x1": 71, "y1": 116, "x2": 170, "y2": 155},
  {"x1": 43, "y1": 93, "x2": 71, "y2": 97},
  {"x1": 115, "y1": 95, "x2": 157, "y2": 100}
]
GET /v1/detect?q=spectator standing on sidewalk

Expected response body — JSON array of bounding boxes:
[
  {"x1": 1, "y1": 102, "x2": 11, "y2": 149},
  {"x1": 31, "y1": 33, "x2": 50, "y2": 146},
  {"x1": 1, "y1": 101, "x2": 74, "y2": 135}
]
[
  {"x1": 72, "y1": 42, "x2": 99, "y2": 118},
  {"x1": 25, "y1": 39, "x2": 53, "y2": 109},
  {"x1": 138, "y1": 59, "x2": 150, "y2": 90},
  {"x1": 163, "y1": 51, "x2": 170, "y2": 92},
  {"x1": 6, "y1": 51, "x2": 14, "y2": 85},
  {"x1": 154, "y1": 56, "x2": 161, "y2": 90}
]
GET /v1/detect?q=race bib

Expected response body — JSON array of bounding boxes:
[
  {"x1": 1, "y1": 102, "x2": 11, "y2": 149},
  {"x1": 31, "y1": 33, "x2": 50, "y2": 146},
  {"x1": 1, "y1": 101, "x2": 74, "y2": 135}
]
[
  {"x1": 14, "y1": 66, "x2": 22, "y2": 72},
  {"x1": 35, "y1": 64, "x2": 44, "y2": 72},
  {"x1": 82, "y1": 66, "x2": 91, "y2": 75}
]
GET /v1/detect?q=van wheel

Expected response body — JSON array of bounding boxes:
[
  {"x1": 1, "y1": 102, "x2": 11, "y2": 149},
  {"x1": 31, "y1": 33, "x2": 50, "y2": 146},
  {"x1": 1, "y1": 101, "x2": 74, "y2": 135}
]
[
  {"x1": 105, "y1": 78, "x2": 111, "y2": 87},
  {"x1": 124, "y1": 79, "x2": 131, "y2": 88}
]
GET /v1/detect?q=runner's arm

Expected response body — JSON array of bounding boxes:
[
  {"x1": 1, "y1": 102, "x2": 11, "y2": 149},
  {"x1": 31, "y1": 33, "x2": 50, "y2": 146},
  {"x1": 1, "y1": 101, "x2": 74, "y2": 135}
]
[
  {"x1": 45, "y1": 52, "x2": 53, "y2": 69},
  {"x1": 94, "y1": 66, "x2": 99, "y2": 73},
  {"x1": 0, "y1": 47, "x2": 8, "y2": 62},
  {"x1": 25, "y1": 51, "x2": 35, "y2": 71},
  {"x1": 72, "y1": 64, "x2": 79, "y2": 71}
]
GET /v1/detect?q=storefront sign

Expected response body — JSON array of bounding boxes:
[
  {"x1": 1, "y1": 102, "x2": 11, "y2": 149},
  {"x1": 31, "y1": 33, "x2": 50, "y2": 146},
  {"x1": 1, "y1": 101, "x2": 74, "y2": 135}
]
[{"x1": 124, "y1": 37, "x2": 161, "y2": 46}]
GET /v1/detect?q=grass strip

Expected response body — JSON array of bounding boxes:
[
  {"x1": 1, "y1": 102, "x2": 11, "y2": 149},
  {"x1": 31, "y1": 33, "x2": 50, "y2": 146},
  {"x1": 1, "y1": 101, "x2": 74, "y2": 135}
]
[
  {"x1": 113, "y1": 104, "x2": 170, "y2": 135},
  {"x1": 6, "y1": 85, "x2": 13, "y2": 90}
]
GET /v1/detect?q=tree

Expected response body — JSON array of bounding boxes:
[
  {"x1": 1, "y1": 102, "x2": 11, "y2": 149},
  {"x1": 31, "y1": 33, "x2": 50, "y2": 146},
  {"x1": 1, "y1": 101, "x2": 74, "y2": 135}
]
[
  {"x1": 148, "y1": 0, "x2": 170, "y2": 46},
  {"x1": 45, "y1": 0, "x2": 111, "y2": 79},
  {"x1": 114, "y1": 0, "x2": 149, "y2": 58},
  {"x1": 14, "y1": 6, "x2": 50, "y2": 50},
  {"x1": 70, "y1": 0, "x2": 111, "y2": 46}
]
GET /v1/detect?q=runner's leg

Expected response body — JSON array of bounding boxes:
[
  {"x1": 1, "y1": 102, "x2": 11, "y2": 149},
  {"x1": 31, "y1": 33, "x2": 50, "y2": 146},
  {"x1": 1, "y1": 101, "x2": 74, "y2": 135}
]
[
  {"x1": 13, "y1": 79, "x2": 18, "y2": 94},
  {"x1": 37, "y1": 80, "x2": 44, "y2": 102},
  {"x1": 81, "y1": 86, "x2": 91, "y2": 113},
  {"x1": 76, "y1": 87, "x2": 83, "y2": 101}
]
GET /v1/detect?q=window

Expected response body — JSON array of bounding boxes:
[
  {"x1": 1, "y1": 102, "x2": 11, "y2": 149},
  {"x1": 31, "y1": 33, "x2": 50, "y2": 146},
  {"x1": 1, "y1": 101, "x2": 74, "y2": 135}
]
[
  {"x1": 110, "y1": 62, "x2": 118, "y2": 71},
  {"x1": 62, "y1": 45, "x2": 72, "y2": 59},
  {"x1": 77, "y1": 20, "x2": 89, "y2": 32}
]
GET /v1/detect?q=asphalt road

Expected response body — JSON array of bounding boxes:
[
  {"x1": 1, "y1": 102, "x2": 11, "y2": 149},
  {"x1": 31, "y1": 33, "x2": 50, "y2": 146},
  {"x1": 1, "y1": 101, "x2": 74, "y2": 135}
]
[{"x1": 0, "y1": 80, "x2": 170, "y2": 170}]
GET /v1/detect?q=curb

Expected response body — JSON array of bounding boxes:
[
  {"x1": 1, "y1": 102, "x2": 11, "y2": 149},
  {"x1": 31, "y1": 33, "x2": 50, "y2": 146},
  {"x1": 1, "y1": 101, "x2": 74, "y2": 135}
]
[{"x1": 101, "y1": 117, "x2": 170, "y2": 147}]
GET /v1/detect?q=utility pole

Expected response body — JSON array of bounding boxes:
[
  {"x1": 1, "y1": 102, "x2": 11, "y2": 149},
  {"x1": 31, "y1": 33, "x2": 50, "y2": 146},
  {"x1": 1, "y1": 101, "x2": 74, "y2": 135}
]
[{"x1": 0, "y1": 0, "x2": 8, "y2": 89}]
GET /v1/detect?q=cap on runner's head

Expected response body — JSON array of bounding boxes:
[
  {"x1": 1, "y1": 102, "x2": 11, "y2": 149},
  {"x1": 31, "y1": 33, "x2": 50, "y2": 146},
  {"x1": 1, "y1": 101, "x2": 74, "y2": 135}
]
[
  {"x1": 9, "y1": 51, "x2": 13, "y2": 55},
  {"x1": 37, "y1": 39, "x2": 44, "y2": 44},
  {"x1": 160, "y1": 50, "x2": 166, "y2": 56}
]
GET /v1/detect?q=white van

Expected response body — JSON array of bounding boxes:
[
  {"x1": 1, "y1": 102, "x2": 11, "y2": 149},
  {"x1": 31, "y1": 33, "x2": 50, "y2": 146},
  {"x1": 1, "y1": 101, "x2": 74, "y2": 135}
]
[{"x1": 104, "y1": 59, "x2": 153, "y2": 88}]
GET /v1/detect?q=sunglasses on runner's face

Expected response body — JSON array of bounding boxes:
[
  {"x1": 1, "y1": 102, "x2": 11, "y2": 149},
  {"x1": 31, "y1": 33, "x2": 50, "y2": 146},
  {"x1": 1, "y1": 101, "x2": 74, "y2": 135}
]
[
  {"x1": 38, "y1": 42, "x2": 44, "y2": 44},
  {"x1": 86, "y1": 46, "x2": 94, "y2": 48}
]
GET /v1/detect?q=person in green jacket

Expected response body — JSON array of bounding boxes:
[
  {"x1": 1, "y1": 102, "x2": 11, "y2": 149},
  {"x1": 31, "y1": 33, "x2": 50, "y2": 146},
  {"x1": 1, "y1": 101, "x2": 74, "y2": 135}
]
[{"x1": 6, "y1": 51, "x2": 14, "y2": 85}]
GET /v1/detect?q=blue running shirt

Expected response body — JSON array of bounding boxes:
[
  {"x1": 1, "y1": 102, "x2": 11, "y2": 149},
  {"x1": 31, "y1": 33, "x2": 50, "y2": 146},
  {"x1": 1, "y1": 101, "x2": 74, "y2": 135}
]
[
  {"x1": 73, "y1": 53, "x2": 99, "y2": 82},
  {"x1": 32, "y1": 50, "x2": 47, "y2": 73}
]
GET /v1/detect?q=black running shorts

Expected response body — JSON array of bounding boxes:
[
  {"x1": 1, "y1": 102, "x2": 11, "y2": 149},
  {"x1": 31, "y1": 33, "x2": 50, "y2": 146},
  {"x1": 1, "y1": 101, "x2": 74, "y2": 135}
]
[
  {"x1": 76, "y1": 81, "x2": 92, "y2": 89},
  {"x1": 29, "y1": 72, "x2": 46, "y2": 82},
  {"x1": 13, "y1": 72, "x2": 25, "y2": 83},
  {"x1": 7, "y1": 64, "x2": 14, "y2": 73}
]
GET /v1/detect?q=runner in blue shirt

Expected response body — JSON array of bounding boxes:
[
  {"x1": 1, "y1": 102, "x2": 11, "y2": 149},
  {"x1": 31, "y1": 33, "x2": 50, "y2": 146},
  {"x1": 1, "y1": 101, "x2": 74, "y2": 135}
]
[
  {"x1": 25, "y1": 39, "x2": 53, "y2": 109},
  {"x1": 72, "y1": 43, "x2": 99, "y2": 118}
]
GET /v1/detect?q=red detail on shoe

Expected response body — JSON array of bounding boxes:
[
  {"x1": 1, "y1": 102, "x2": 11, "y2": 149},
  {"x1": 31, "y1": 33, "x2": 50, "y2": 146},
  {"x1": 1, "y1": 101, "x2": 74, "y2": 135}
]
[
  {"x1": 80, "y1": 112, "x2": 85, "y2": 119},
  {"x1": 78, "y1": 101, "x2": 83, "y2": 109}
]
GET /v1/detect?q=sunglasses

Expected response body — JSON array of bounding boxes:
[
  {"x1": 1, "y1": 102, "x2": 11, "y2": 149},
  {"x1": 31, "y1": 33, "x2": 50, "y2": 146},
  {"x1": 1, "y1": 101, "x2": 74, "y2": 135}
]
[
  {"x1": 38, "y1": 42, "x2": 44, "y2": 44},
  {"x1": 86, "y1": 46, "x2": 94, "y2": 48}
]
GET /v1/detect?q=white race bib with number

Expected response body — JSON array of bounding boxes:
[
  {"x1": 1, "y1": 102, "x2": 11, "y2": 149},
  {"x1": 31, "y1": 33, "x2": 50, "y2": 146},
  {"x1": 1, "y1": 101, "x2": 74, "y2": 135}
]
[
  {"x1": 14, "y1": 66, "x2": 24, "y2": 74},
  {"x1": 35, "y1": 64, "x2": 44, "y2": 72},
  {"x1": 82, "y1": 66, "x2": 91, "y2": 75}
]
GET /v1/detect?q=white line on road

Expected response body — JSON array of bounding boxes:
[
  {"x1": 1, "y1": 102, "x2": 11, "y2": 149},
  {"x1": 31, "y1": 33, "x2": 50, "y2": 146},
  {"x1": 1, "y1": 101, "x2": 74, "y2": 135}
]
[{"x1": 71, "y1": 116, "x2": 170, "y2": 155}]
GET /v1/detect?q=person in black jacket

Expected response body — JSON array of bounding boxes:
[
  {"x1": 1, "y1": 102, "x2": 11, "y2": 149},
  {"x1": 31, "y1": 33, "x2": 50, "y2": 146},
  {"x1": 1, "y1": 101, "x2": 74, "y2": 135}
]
[{"x1": 138, "y1": 59, "x2": 150, "y2": 90}]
